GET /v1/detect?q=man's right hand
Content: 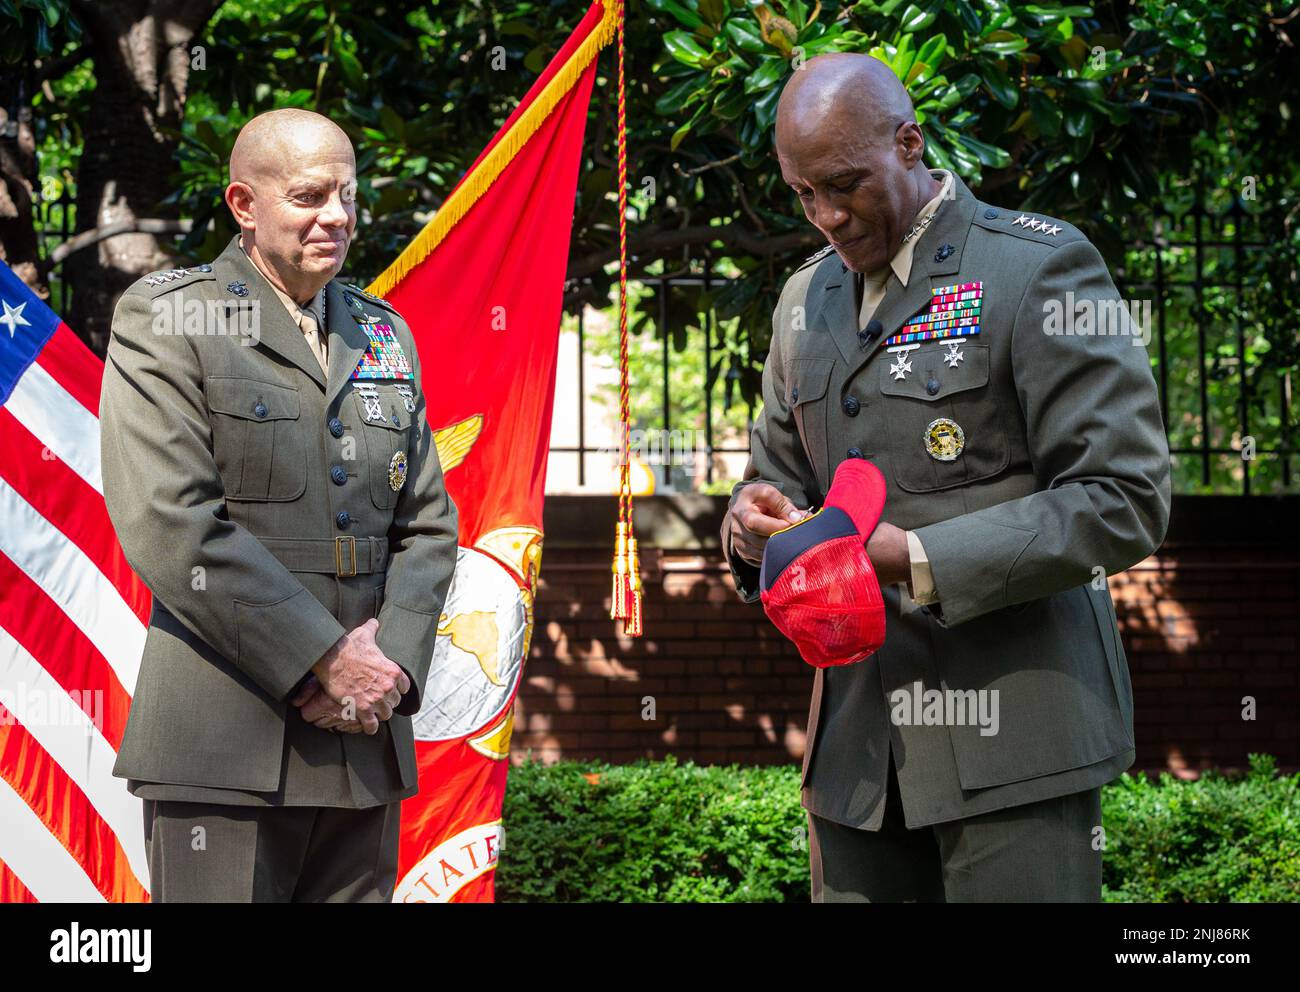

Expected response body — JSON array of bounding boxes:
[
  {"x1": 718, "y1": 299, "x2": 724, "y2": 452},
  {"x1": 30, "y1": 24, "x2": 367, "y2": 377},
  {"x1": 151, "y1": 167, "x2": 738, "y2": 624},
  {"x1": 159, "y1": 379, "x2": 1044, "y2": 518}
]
[
  {"x1": 727, "y1": 483, "x2": 811, "y2": 567},
  {"x1": 307, "y1": 618, "x2": 410, "y2": 735}
]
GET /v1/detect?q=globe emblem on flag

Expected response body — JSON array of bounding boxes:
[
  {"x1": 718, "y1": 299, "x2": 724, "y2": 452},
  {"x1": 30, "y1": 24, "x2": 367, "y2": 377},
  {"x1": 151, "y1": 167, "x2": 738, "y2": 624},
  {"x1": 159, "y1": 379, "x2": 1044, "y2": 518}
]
[{"x1": 412, "y1": 544, "x2": 532, "y2": 742}]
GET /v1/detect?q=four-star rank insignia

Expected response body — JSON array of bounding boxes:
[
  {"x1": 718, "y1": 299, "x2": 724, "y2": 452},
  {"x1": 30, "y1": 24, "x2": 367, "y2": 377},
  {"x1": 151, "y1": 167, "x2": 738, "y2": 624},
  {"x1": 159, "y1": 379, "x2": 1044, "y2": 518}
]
[
  {"x1": 388, "y1": 449, "x2": 409, "y2": 492},
  {"x1": 882, "y1": 281, "x2": 983, "y2": 347},
  {"x1": 350, "y1": 322, "x2": 413, "y2": 380}
]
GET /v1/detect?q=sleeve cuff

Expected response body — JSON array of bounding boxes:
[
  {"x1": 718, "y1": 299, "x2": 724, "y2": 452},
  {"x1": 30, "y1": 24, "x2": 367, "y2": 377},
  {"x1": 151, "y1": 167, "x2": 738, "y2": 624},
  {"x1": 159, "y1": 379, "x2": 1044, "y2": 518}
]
[{"x1": 906, "y1": 530, "x2": 941, "y2": 605}]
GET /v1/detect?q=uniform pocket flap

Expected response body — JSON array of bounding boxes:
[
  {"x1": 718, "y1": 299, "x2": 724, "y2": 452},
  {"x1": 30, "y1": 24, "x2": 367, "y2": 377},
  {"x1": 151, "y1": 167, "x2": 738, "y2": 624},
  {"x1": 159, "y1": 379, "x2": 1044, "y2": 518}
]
[
  {"x1": 352, "y1": 386, "x2": 411, "y2": 431},
  {"x1": 206, "y1": 376, "x2": 301, "y2": 421},
  {"x1": 879, "y1": 343, "x2": 989, "y2": 401},
  {"x1": 788, "y1": 357, "x2": 835, "y2": 407}
]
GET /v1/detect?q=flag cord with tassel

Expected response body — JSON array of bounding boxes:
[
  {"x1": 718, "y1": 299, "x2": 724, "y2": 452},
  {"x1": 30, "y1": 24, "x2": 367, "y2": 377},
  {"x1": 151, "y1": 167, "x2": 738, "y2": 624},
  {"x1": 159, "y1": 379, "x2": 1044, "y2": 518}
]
[{"x1": 609, "y1": 0, "x2": 643, "y2": 636}]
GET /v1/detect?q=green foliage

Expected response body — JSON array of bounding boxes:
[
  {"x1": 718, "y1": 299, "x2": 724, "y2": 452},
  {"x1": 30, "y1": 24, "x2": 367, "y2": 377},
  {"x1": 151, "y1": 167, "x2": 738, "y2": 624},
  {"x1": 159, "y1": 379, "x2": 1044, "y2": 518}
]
[
  {"x1": 9, "y1": 0, "x2": 1297, "y2": 493},
  {"x1": 1102, "y1": 754, "x2": 1300, "y2": 903},
  {"x1": 497, "y1": 755, "x2": 809, "y2": 902},
  {"x1": 496, "y1": 754, "x2": 1300, "y2": 902}
]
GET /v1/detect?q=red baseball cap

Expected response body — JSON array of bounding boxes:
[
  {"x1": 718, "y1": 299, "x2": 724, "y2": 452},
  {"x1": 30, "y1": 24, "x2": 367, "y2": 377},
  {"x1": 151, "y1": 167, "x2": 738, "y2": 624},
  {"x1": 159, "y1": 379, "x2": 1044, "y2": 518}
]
[{"x1": 758, "y1": 457, "x2": 888, "y2": 668}]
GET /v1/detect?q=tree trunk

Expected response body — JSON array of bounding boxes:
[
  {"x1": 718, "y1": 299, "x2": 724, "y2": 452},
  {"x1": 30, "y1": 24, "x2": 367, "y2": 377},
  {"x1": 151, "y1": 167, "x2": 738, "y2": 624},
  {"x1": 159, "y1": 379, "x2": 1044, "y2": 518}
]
[
  {"x1": 65, "y1": 0, "x2": 222, "y2": 355},
  {"x1": 0, "y1": 100, "x2": 43, "y2": 295}
]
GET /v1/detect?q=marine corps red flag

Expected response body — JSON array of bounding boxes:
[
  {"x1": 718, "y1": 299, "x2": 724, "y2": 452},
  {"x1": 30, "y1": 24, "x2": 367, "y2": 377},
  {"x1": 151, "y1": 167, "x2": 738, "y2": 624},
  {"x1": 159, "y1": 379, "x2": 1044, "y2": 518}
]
[{"x1": 365, "y1": 1, "x2": 619, "y2": 902}]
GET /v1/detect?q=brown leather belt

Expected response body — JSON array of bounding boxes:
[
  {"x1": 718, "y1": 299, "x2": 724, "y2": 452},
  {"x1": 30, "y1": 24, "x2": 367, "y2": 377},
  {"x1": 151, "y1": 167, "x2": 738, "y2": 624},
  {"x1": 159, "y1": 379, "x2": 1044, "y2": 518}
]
[{"x1": 259, "y1": 536, "x2": 388, "y2": 577}]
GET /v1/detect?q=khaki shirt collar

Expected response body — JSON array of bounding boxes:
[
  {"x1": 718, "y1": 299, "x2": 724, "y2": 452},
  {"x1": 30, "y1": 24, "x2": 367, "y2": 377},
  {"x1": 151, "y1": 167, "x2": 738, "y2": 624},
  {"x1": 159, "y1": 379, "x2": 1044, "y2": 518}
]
[
  {"x1": 863, "y1": 168, "x2": 954, "y2": 292},
  {"x1": 237, "y1": 236, "x2": 325, "y2": 325}
]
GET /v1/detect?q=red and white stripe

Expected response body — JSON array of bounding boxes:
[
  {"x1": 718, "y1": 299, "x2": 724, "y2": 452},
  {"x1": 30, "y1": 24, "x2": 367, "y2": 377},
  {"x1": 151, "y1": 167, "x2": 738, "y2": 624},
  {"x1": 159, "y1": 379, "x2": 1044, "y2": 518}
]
[{"x1": 0, "y1": 323, "x2": 151, "y2": 903}]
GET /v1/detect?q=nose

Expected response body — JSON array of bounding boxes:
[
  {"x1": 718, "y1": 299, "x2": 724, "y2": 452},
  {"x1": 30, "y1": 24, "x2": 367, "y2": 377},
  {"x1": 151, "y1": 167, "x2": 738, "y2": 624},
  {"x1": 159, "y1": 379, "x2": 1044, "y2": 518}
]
[
  {"x1": 318, "y1": 190, "x2": 349, "y2": 229},
  {"x1": 810, "y1": 192, "x2": 848, "y2": 235}
]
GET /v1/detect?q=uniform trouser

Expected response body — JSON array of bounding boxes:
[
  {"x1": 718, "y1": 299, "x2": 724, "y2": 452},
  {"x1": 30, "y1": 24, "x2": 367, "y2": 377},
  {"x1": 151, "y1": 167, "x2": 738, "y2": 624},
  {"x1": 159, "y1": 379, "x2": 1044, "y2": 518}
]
[
  {"x1": 142, "y1": 799, "x2": 401, "y2": 903},
  {"x1": 808, "y1": 747, "x2": 1103, "y2": 903}
]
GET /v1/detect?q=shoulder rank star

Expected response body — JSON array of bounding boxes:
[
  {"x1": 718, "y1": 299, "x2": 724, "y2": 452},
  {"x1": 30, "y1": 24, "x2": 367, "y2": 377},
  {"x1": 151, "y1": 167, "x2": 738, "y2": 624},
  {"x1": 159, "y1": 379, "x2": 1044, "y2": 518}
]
[{"x1": 1012, "y1": 214, "x2": 1062, "y2": 236}]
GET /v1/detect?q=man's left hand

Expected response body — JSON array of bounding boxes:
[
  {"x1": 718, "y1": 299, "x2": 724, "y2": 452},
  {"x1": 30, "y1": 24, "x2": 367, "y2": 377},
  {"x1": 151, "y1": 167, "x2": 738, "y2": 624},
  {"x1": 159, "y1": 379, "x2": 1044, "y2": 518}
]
[
  {"x1": 866, "y1": 521, "x2": 911, "y2": 586},
  {"x1": 290, "y1": 674, "x2": 364, "y2": 733}
]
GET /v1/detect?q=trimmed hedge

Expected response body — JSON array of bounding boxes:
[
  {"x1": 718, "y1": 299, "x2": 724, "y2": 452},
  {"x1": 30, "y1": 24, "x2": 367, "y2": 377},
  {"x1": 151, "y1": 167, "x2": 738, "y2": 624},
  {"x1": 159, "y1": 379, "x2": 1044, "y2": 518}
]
[
  {"x1": 1102, "y1": 753, "x2": 1300, "y2": 902},
  {"x1": 495, "y1": 753, "x2": 1300, "y2": 903}
]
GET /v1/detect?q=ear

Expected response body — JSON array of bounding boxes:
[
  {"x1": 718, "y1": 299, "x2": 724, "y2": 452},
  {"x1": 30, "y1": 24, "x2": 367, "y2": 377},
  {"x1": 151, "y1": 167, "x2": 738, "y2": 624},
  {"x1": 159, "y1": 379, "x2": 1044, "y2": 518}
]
[
  {"x1": 224, "y1": 181, "x2": 256, "y2": 230},
  {"x1": 896, "y1": 121, "x2": 926, "y2": 167}
]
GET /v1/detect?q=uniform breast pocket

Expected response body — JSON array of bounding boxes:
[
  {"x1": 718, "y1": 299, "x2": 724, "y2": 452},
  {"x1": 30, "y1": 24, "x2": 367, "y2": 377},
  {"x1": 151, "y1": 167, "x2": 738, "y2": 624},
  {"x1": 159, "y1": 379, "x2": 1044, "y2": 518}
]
[
  {"x1": 877, "y1": 342, "x2": 1008, "y2": 493},
  {"x1": 788, "y1": 357, "x2": 836, "y2": 486},
  {"x1": 206, "y1": 376, "x2": 306, "y2": 501},
  {"x1": 353, "y1": 385, "x2": 412, "y2": 511}
]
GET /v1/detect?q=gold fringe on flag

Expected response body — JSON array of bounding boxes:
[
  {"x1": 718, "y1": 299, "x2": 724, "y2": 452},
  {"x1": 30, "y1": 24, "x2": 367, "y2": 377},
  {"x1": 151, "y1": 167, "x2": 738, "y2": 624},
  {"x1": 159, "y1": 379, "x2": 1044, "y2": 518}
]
[{"x1": 366, "y1": 1, "x2": 620, "y2": 299}]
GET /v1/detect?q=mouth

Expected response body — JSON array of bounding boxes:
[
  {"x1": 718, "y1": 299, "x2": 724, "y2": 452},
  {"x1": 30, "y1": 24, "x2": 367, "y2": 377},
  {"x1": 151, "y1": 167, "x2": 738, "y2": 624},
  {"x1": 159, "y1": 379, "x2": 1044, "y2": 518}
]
[{"x1": 831, "y1": 233, "x2": 867, "y2": 251}]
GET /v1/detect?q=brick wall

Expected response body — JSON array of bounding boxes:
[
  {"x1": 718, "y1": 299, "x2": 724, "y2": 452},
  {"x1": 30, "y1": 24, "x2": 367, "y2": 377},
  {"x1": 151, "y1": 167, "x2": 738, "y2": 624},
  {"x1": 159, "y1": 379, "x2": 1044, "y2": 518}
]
[{"x1": 511, "y1": 495, "x2": 1299, "y2": 776}]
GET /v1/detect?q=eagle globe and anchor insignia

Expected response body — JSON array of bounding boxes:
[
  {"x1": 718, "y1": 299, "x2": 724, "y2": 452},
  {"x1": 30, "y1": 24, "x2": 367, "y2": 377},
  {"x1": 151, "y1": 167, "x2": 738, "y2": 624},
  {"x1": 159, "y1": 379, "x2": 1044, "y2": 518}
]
[{"x1": 392, "y1": 413, "x2": 545, "y2": 903}]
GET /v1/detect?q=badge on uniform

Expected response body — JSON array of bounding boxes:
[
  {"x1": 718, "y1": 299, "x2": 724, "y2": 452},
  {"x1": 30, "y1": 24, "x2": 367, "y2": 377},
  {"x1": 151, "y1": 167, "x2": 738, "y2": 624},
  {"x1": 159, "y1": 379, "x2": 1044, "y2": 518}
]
[
  {"x1": 883, "y1": 281, "x2": 983, "y2": 347},
  {"x1": 350, "y1": 323, "x2": 413, "y2": 380},
  {"x1": 388, "y1": 450, "x2": 408, "y2": 492},
  {"x1": 394, "y1": 383, "x2": 416, "y2": 413},
  {"x1": 352, "y1": 382, "x2": 386, "y2": 423},
  {"x1": 924, "y1": 417, "x2": 965, "y2": 461}
]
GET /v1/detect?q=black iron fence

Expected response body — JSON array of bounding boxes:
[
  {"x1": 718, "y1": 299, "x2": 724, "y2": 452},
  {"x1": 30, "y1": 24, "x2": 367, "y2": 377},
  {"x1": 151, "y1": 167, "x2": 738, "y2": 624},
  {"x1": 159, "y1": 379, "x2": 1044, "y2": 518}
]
[
  {"x1": 33, "y1": 184, "x2": 1295, "y2": 496},
  {"x1": 553, "y1": 202, "x2": 1295, "y2": 497}
]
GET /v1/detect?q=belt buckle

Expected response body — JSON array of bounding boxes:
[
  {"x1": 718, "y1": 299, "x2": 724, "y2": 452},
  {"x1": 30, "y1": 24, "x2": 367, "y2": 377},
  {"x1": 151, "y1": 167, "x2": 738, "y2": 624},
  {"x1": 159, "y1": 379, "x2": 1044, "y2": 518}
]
[{"x1": 335, "y1": 536, "x2": 357, "y2": 577}]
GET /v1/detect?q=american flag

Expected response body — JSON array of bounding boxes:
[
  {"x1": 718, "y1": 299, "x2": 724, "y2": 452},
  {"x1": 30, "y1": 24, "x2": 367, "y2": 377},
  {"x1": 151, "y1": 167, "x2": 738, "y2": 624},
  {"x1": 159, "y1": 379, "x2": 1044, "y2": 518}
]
[{"x1": 0, "y1": 259, "x2": 151, "y2": 902}]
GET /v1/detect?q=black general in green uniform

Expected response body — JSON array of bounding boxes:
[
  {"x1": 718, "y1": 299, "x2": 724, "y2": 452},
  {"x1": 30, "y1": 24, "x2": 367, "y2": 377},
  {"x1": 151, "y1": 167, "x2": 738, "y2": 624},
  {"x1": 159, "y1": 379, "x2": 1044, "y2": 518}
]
[{"x1": 721, "y1": 54, "x2": 1170, "y2": 902}]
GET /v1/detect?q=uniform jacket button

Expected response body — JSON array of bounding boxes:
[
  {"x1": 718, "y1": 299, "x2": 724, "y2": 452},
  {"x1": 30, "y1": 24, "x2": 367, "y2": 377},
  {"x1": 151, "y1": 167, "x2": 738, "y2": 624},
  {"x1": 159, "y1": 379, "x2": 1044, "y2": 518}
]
[
  {"x1": 984, "y1": 208, "x2": 998, "y2": 219},
  {"x1": 791, "y1": 387, "x2": 799, "y2": 402},
  {"x1": 328, "y1": 417, "x2": 345, "y2": 437},
  {"x1": 847, "y1": 447, "x2": 863, "y2": 459},
  {"x1": 842, "y1": 395, "x2": 860, "y2": 416},
  {"x1": 330, "y1": 465, "x2": 347, "y2": 485},
  {"x1": 335, "y1": 510, "x2": 351, "y2": 529},
  {"x1": 253, "y1": 401, "x2": 268, "y2": 418},
  {"x1": 926, "y1": 377, "x2": 940, "y2": 395}
]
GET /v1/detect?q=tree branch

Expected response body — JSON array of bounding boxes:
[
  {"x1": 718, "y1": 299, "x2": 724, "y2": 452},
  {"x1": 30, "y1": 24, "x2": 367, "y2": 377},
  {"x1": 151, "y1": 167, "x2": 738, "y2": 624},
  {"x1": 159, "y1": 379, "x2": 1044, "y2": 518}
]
[
  {"x1": 566, "y1": 223, "x2": 821, "y2": 281},
  {"x1": 47, "y1": 217, "x2": 193, "y2": 265}
]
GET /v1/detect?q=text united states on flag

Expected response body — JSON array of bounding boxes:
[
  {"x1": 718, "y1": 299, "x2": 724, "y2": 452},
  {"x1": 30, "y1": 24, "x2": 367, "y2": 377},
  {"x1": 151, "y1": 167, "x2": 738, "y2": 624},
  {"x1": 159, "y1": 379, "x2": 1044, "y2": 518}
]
[{"x1": 0, "y1": 260, "x2": 151, "y2": 902}]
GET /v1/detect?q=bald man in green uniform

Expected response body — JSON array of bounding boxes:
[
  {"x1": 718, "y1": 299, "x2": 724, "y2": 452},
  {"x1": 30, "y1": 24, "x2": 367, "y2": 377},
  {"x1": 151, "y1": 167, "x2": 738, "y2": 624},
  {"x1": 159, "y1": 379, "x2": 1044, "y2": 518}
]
[
  {"x1": 721, "y1": 55, "x2": 1170, "y2": 901},
  {"x1": 100, "y1": 109, "x2": 458, "y2": 901}
]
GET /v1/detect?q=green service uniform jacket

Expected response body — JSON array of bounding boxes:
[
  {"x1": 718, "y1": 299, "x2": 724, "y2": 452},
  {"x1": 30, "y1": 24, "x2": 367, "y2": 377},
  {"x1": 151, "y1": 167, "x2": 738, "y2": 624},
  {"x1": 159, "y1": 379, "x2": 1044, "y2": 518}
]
[
  {"x1": 723, "y1": 174, "x2": 1171, "y2": 829},
  {"x1": 100, "y1": 235, "x2": 458, "y2": 807}
]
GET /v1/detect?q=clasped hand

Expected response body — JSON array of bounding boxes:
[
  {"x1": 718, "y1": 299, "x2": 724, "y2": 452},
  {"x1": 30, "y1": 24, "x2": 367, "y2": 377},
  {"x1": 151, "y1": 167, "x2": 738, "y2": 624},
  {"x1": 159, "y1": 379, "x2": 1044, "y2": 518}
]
[{"x1": 290, "y1": 617, "x2": 411, "y2": 735}]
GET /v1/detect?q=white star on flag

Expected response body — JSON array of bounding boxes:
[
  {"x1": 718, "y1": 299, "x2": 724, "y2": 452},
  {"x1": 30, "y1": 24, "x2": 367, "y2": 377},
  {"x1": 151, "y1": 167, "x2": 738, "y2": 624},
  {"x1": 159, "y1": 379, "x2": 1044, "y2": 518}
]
[{"x1": 1, "y1": 298, "x2": 31, "y2": 337}]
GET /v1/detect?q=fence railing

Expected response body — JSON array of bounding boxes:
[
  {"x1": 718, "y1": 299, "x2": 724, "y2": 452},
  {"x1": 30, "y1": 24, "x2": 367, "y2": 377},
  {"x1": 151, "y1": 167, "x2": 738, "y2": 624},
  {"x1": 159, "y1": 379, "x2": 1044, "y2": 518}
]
[{"x1": 33, "y1": 184, "x2": 1295, "y2": 496}]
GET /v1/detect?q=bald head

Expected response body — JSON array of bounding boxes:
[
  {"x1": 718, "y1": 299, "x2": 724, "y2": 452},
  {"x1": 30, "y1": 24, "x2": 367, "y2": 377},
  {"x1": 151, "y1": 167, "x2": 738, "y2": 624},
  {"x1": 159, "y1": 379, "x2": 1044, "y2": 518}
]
[
  {"x1": 774, "y1": 54, "x2": 939, "y2": 274},
  {"x1": 230, "y1": 109, "x2": 354, "y2": 187},
  {"x1": 776, "y1": 53, "x2": 916, "y2": 150},
  {"x1": 225, "y1": 109, "x2": 358, "y2": 302}
]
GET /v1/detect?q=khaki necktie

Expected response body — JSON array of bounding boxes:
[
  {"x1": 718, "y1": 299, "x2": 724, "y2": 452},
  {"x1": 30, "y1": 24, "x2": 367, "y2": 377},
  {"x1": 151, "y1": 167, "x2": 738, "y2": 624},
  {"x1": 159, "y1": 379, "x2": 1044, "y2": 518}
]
[
  {"x1": 298, "y1": 299, "x2": 328, "y2": 376},
  {"x1": 858, "y1": 269, "x2": 892, "y2": 326}
]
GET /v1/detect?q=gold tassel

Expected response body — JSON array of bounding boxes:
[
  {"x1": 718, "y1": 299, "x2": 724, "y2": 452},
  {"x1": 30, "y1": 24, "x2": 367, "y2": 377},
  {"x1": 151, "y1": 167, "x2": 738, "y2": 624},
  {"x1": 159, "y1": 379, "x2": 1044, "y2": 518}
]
[
  {"x1": 610, "y1": 521, "x2": 629, "y2": 619},
  {"x1": 623, "y1": 532, "x2": 643, "y2": 636}
]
